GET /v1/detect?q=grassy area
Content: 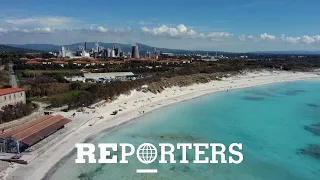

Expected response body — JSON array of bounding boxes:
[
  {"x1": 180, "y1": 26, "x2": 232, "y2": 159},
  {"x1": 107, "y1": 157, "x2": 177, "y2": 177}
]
[
  {"x1": 22, "y1": 69, "x2": 82, "y2": 77},
  {"x1": 28, "y1": 90, "x2": 81, "y2": 103}
]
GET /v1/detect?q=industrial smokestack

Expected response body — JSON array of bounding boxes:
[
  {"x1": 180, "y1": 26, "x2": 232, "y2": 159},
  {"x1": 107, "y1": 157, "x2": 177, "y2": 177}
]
[{"x1": 131, "y1": 45, "x2": 140, "y2": 59}]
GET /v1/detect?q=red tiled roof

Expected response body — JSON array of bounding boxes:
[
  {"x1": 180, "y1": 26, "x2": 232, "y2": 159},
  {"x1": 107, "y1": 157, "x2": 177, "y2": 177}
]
[
  {"x1": 0, "y1": 116, "x2": 50, "y2": 138},
  {"x1": 0, "y1": 88, "x2": 25, "y2": 96},
  {"x1": 0, "y1": 115, "x2": 71, "y2": 146},
  {"x1": 26, "y1": 61, "x2": 41, "y2": 65},
  {"x1": 125, "y1": 58, "x2": 158, "y2": 63},
  {"x1": 158, "y1": 59, "x2": 182, "y2": 63},
  {"x1": 52, "y1": 61, "x2": 68, "y2": 64}
]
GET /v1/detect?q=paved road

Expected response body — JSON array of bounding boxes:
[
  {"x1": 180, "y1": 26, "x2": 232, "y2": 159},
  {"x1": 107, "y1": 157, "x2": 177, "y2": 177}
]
[{"x1": 9, "y1": 62, "x2": 18, "y2": 88}]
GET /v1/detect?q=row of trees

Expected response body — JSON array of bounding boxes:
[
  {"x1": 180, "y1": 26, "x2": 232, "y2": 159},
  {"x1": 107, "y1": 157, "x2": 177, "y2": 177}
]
[{"x1": 25, "y1": 82, "x2": 70, "y2": 97}]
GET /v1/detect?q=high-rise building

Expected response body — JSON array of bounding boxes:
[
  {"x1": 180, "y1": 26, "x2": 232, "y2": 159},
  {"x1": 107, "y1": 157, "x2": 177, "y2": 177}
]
[
  {"x1": 131, "y1": 45, "x2": 140, "y2": 59},
  {"x1": 107, "y1": 48, "x2": 111, "y2": 57},
  {"x1": 111, "y1": 49, "x2": 116, "y2": 58},
  {"x1": 112, "y1": 45, "x2": 122, "y2": 57},
  {"x1": 145, "y1": 51, "x2": 151, "y2": 58},
  {"x1": 61, "y1": 46, "x2": 66, "y2": 57},
  {"x1": 119, "y1": 51, "x2": 124, "y2": 57}
]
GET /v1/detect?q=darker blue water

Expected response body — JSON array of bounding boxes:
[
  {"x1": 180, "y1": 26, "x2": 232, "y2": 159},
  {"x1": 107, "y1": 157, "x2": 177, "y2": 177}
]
[{"x1": 49, "y1": 80, "x2": 320, "y2": 180}]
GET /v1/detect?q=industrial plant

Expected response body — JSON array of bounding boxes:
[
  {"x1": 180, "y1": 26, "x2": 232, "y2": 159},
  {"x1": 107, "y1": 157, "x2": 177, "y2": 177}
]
[{"x1": 58, "y1": 42, "x2": 160, "y2": 59}]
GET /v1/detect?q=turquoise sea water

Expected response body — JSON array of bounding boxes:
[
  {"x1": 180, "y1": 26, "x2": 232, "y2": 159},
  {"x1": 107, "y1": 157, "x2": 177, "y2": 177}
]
[{"x1": 48, "y1": 80, "x2": 320, "y2": 180}]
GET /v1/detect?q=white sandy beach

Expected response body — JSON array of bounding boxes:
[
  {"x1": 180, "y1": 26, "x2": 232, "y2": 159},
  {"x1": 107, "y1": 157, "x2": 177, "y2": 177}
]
[{"x1": 3, "y1": 70, "x2": 320, "y2": 180}]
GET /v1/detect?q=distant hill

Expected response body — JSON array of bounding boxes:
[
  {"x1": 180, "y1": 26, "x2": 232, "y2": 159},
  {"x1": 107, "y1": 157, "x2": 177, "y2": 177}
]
[
  {"x1": 0, "y1": 45, "x2": 41, "y2": 52},
  {"x1": 7, "y1": 42, "x2": 226, "y2": 55},
  {"x1": 7, "y1": 44, "x2": 60, "y2": 52},
  {"x1": 7, "y1": 43, "x2": 320, "y2": 55},
  {"x1": 8, "y1": 42, "x2": 159, "y2": 53},
  {"x1": 61, "y1": 42, "x2": 197, "y2": 53},
  {"x1": 249, "y1": 50, "x2": 320, "y2": 55}
]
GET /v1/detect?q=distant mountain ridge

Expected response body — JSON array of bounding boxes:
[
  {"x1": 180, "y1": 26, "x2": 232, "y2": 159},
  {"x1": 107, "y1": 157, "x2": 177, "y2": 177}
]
[
  {"x1": 0, "y1": 45, "x2": 41, "y2": 52},
  {"x1": 5, "y1": 43, "x2": 320, "y2": 55},
  {"x1": 7, "y1": 44, "x2": 61, "y2": 52},
  {"x1": 249, "y1": 50, "x2": 320, "y2": 55},
  {"x1": 7, "y1": 42, "x2": 226, "y2": 54},
  {"x1": 7, "y1": 42, "x2": 166, "y2": 52}
]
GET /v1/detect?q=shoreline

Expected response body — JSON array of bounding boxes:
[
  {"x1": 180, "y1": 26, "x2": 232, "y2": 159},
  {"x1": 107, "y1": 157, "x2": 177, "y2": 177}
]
[{"x1": 5, "y1": 70, "x2": 320, "y2": 180}]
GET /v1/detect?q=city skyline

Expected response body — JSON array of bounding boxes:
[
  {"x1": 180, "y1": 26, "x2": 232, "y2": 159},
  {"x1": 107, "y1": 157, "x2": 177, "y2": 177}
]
[{"x1": 0, "y1": 0, "x2": 319, "y2": 52}]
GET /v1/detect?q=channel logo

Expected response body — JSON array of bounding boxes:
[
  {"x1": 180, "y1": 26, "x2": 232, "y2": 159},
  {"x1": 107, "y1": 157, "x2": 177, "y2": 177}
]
[{"x1": 75, "y1": 143, "x2": 243, "y2": 173}]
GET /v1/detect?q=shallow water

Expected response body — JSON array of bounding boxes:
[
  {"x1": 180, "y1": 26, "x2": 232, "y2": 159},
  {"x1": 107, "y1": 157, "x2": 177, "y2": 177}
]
[{"x1": 49, "y1": 80, "x2": 320, "y2": 180}]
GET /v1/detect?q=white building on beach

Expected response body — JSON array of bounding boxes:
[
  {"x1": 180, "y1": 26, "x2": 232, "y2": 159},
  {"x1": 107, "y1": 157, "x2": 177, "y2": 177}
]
[{"x1": 0, "y1": 88, "x2": 26, "y2": 109}]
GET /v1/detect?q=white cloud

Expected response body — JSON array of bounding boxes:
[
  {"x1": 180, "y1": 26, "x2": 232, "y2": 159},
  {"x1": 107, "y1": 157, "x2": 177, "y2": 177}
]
[
  {"x1": 1, "y1": 17, "x2": 320, "y2": 52},
  {"x1": 285, "y1": 37, "x2": 301, "y2": 44},
  {"x1": 207, "y1": 32, "x2": 233, "y2": 38},
  {"x1": 0, "y1": 28, "x2": 8, "y2": 33},
  {"x1": 239, "y1": 34, "x2": 246, "y2": 41},
  {"x1": 114, "y1": 27, "x2": 132, "y2": 33},
  {"x1": 141, "y1": 24, "x2": 233, "y2": 41},
  {"x1": 260, "y1": 33, "x2": 276, "y2": 40},
  {"x1": 0, "y1": 27, "x2": 56, "y2": 33},
  {"x1": 0, "y1": 25, "x2": 131, "y2": 35},
  {"x1": 239, "y1": 34, "x2": 255, "y2": 41},
  {"x1": 301, "y1": 35, "x2": 317, "y2": 44},
  {"x1": 177, "y1": 24, "x2": 188, "y2": 33},
  {"x1": 96, "y1": 26, "x2": 108, "y2": 32},
  {"x1": 4, "y1": 16, "x2": 73, "y2": 28},
  {"x1": 33, "y1": 27, "x2": 55, "y2": 33},
  {"x1": 281, "y1": 34, "x2": 320, "y2": 44},
  {"x1": 141, "y1": 25, "x2": 182, "y2": 37}
]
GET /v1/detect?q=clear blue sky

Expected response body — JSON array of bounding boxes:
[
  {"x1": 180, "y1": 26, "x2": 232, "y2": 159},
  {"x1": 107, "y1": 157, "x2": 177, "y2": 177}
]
[{"x1": 0, "y1": 0, "x2": 319, "y2": 52}]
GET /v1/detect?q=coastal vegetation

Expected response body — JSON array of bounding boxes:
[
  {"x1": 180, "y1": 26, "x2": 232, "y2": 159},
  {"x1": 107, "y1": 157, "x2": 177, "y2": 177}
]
[
  {"x1": 12, "y1": 57, "x2": 320, "y2": 109},
  {"x1": 0, "y1": 57, "x2": 10, "y2": 88},
  {"x1": 21, "y1": 69, "x2": 82, "y2": 77},
  {"x1": 0, "y1": 68, "x2": 10, "y2": 89},
  {"x1": 0, "y1": 102, "x2": 37, "y2": 124},
  {"x1": 3, "y1": 51, "x2": 320, "y2": 110}
]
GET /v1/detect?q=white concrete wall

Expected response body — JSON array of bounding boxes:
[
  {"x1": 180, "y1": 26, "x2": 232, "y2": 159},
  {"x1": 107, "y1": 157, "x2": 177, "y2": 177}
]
[{"x1": 0, "y1": 91, "x2": 26, "y2": 110}]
